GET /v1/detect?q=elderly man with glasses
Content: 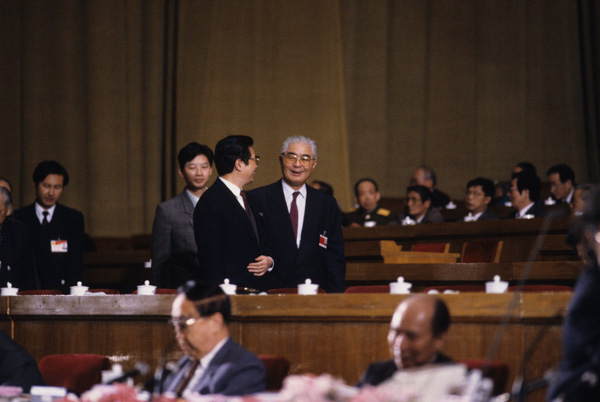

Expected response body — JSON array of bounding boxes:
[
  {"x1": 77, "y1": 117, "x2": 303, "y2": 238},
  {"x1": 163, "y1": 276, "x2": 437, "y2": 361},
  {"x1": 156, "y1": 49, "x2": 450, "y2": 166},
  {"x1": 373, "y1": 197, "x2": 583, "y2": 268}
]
[
  {"x1": 248, "y1": 136, "x2": 345, "y2": 293},
  {"x1": 162, "y1": 280, "x2": 266, "y2": 397}
]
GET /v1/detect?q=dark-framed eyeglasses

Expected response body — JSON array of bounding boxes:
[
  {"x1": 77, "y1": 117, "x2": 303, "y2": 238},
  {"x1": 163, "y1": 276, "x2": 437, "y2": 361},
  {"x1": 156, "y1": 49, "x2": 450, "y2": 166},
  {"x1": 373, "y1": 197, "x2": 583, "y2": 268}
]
[
  {"x1": 281, "y1": 152, "x2": 315, "y2": 166},
  {"x1": 168, "y1": 316, "x2": 201, "y2": 332}
]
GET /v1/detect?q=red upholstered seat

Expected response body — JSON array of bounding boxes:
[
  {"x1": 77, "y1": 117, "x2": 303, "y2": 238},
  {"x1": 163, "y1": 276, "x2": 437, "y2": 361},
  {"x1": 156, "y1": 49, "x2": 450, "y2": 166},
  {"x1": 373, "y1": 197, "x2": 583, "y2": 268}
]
[
  {"x1": 424, "y1": 285, "x2": 486, "y2": 293},
  {"x1": 461, "y1": 241, "x2": 503, "y2": 263},
  {"x1": 38, "y1": 354, "x2": 111, "y2": 395},
  {"x1": 131, "y1": 288, "x2": 177, "y2": 294},
  {"x1": 344, "y1": 285, "x2": 390, "y2": 293},
  {"x1": 508, "y1": 285, "x2": 573, "y2": 292},
  {"x1": 267, "y1": 288, "x2": 326, "y2": 294},
  {"x1": 457, "y1": 358, "x2": 510, "y2": 396},
  {"x1": 259, "y1": 355, "x2": 290, "y2": 391},
  {"x1": 411, "y1": 243, "x2": 450, "y2": 253},
  {"x1": 17, "y1": 289, "x2": 62, "y2": 295},
  {"x1": 87, "y1": 289, "x2": 120, "y2": 295}
]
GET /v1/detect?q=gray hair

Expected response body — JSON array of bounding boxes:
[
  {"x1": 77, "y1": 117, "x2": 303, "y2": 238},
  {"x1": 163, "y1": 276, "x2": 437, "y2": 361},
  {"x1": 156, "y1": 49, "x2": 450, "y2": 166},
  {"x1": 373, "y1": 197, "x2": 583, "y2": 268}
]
[
  {"x1": 0, "y1": 186, "x2": 12, "y2": 210},
  {"x1": 281, "y1": 136, "x2": 318, "y2": 160}
]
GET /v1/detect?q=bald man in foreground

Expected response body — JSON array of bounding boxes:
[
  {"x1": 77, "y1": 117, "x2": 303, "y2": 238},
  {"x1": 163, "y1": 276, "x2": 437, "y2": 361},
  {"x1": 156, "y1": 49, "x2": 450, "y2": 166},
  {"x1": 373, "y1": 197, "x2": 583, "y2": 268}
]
[{"x1": 357, "y1": 295, "x2": 452, "y2": 387}]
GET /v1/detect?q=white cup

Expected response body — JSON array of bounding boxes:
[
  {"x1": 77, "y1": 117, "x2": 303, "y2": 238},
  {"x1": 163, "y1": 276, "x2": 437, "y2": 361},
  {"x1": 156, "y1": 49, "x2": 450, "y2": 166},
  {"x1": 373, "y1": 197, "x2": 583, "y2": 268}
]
[
  {"x1": 486, "y1": 275, "x2": 508, "y2": 293},
  {"x1": 390, "y1": 276, "x2": 412, "y2": 294},
  {"x1": 298, "y1": 279, "x2": 319, "y2": 295},
  {"x1": 1, "y1": 282, "x2": 18, "y2": 296},
  {"x1": 219, "y1": 279, "x2": 237, "y2": 295},
  {"x1": 70, "y1": 281, "x2": 89, "y2": 296},
  {"x1": 137, "y1": 280, "x2": 156, "y2": 295}
]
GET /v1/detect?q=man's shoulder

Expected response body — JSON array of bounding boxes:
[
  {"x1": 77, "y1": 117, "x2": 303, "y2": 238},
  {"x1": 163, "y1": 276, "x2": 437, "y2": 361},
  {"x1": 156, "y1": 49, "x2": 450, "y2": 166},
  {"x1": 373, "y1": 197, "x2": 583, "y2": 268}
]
[
  {"x1": 358, "y1": 359, "x2": 397, "y2": 387},
  {"x1": 55, "y1": 204, "x2": 84, "y2": 219},
  {"x1": 214, "y1": 338, "x2": 264, "y2": 368},
  {"x1": 13, "y1": 204, "x2": 35, "y2": 219},
  {"x1": 158, "y1": 192, "x2": 189, "y2": 209},
  {"x1": 248, "y1": 181, "x2": 281, "y2": 196}
]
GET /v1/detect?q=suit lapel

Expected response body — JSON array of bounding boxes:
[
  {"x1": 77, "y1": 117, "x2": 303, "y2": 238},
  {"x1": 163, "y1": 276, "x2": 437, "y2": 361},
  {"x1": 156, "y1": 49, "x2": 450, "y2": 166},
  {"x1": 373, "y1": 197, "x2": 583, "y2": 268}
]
[
  {"x1": 215, "y1": 179, "x2": 259, "y2": 247},
  {"x1": 180, "y1": 192, "x2": 195, "y2": 228},
  {"x1": 192, "y1": 338, "x2": 233, "y2": 394},
  {"x1": 298, "y1": 188, "x2": 319, "y2": 256}
]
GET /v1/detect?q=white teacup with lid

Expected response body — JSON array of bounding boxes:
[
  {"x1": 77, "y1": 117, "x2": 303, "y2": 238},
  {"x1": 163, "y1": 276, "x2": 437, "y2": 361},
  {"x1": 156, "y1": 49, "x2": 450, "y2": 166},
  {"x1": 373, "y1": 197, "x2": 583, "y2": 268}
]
[
  {"x1": 137, "y1": 280, "x2": 156, "y2": 295},
  {"x1": 298, "y1": 279, "x2": 319, "y2": 295},
  {"x1": 70, "y1": 281, "x2": 89, "y2": 296},
  {"x1": 220, "y1": 278, "x2": 237, "y2": 295},
  {"x1": 486, "y1": 275, "x2": 508, "y2": 293},
  {"x1": 1, "y1": 282, "x2": 18, "y2": 296},
  {"x1": 390, "y1": 276, "x2": 412, "y2": 294}
]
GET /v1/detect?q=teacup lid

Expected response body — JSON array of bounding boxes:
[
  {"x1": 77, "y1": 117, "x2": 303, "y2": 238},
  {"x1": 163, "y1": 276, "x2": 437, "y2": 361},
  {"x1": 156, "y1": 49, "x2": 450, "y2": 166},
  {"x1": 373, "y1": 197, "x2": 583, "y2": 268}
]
[
  {"x1": 139, "y1": 280, "x2": 155, "y2": 288},
  {"x1": 390, "y1": 276, "x2": 412, "y2": 288},
  {"x1": 299, "y1": 278, "x2": 318, "y2": 287},
  {"x1": 71, "y1": 281, "x2": 87, "y2": 288},
  {"x1": 488, "y1": 275, "x2": 506, "y2": 284},
  {"x1": 5, "y1": 282, "x2": 12, "y2": 289}
]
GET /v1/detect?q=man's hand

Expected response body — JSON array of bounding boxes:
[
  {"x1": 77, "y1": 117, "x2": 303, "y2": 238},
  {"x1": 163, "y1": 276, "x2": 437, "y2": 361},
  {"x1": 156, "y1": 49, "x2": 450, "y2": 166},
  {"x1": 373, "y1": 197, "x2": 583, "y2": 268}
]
[{"x1": 247, "y1": 255, "x2": 273, "y2": 276}]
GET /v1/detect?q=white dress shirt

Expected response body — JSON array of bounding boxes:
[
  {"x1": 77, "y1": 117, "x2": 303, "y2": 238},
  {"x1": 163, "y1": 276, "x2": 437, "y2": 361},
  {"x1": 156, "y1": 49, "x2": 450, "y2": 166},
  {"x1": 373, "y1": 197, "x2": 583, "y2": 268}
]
[{"x1": 35, "y1": 202, "x2": 56, "y2": 224}]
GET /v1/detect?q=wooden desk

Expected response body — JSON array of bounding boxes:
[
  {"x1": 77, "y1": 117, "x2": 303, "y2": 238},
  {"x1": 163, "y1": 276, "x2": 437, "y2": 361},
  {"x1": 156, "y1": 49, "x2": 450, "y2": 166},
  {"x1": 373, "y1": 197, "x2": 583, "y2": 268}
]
[{"x1": 0, "y1": 293, "x2": 570, "y2": 401}]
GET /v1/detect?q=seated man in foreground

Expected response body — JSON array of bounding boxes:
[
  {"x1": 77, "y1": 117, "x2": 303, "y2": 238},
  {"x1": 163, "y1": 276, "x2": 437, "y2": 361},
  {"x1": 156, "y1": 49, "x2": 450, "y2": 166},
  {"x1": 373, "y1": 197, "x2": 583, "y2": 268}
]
[
  {"x1": 163, "y1": 281, "x2": 266, "y2": 397},
  {"x1": 357, "y1": 295, "x2": 452, "y2": 387}
]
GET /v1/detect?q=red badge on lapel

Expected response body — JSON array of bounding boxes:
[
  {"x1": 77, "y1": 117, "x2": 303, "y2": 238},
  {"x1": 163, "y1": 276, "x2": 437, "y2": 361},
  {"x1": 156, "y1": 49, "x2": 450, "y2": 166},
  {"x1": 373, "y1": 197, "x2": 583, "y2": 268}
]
[{"x1": 319, "y1": 234, "x2": 328, "y2": 249}]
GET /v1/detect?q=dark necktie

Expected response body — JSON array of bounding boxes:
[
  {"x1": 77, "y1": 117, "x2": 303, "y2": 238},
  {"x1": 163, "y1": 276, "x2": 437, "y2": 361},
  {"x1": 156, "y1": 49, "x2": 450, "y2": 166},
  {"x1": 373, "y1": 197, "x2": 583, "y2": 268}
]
[
  {"x1": 174, "y1": 360, "x2": 200, "y2": 397},
  {"x1": 290, "y1": 191, "x2": 300, "y2": 240},
  {"x1": 240, "y1": 190, "x2": 251, "y2": 217},
  {"x1": 42, "y1": 211, "x2": 49, "y2": 226}
]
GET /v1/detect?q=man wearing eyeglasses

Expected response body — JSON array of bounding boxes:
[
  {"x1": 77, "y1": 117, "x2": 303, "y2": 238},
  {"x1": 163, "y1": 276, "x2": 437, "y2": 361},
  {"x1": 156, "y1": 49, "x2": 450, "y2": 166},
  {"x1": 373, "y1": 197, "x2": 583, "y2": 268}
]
[
  {"x1": 193, "y1": 135, "x2": 274, "y2": 291},
  {"x1": 248, "y1": 136, "x2": 345, "y2": 293},
  {"x1": 162, "y1": 281, "x2": 266, "y2": 397}
]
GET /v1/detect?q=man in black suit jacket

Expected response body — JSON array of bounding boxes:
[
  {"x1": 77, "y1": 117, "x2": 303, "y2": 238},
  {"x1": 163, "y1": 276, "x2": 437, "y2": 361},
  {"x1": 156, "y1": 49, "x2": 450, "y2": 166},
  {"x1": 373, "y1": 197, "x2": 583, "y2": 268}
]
[
  {"x1": 162, "y1": 281, "x2": 266, "y2": 397},
  {"x1": 0, "y1": 187, "x2": 36, "y2": 290},
  {"x1": 0, "y1": 330, "x2": 45, "y2": 392},
  {"x1": 507, "y1": 171, "x2": 546, "y2": 219},
  {"x1": 193, "y1": 135, "x2": 273, "y2": 291},
  {"x1": 13, "y1": 161, "x2": 84, "y2": 292},
  {"x1": 357, "y1": 295, "x2": 453, "y2": 387},
  {"x1": 152, "y1": 143, "x2": 214, "y2": 288},
  {"x1": 248, "y1": 136, "x2": 345, "y2": 293},
  {"x1": 463, "y1": 177, "x2": 499, "y2": 222}
]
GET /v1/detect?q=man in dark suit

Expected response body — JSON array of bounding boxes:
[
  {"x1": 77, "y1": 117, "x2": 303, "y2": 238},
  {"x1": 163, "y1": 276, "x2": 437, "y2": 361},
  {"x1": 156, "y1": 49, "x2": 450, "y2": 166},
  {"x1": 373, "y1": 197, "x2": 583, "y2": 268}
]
[
  {"x1": 193, "y1": 135, "x2": 273, "y2": 291},
  {"x1": 0, "y1": 187, "x2": 35, "y2": 290},
  {"x1": 0, "y1": 330, "x2": 45, "y2": 392},
  {"x1": 391, "y1": 185, "x2": 444, "y2": 225},
  {"x1": 463, "y1": 177, "x2": 498, "y2": 222},
  {"x1": 410, "y1": 166, "x2": 451, "y2": 209},
  {"x1": 162, "y1": 281, "x2": 266, "y2": 397},
  {"x1": 357, "y1": 295, "x2": 453, "y2": 387},
  {"x1": 507, "y1": 171, "x2": 546, "y2": 219},
  {"x1": 13, "y1": 161, "x2": 84, "y2": 293},
  {"x1": 248, "y1": 136, "x2": 346, "y2": 293},
  {"x1": 152, "y1": 142, "x2": 214, "y2": 288}
]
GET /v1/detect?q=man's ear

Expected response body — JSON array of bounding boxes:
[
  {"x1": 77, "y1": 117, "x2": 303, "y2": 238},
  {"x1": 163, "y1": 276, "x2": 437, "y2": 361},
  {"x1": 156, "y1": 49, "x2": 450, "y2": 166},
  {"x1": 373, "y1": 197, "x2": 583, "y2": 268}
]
[
  {"x1": 484, "y1": 196, "x2": 491, "y2": 206},
  {"x1": 434, "y1": 331, "x2": 448, "y2": 351},
  {"x1": 178, "y1": 169, "x2": 184, "y2": 179},
  {"x1": 424, "y1": 199, "x2": 431, "y2": 209},
  {"x1": 375, "y1": 192, "x2": 381, "y2": 203},
  {"x1": 234, "y1": 159, "x2": 245, "y2": 172}
]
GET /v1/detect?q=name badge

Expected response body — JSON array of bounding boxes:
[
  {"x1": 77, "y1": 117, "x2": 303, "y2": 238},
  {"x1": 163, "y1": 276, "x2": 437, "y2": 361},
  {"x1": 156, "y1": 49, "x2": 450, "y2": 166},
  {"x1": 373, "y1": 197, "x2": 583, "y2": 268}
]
[
  {"x1": 51, "y1": 240, "x2": 68, "y2": 253},
  {"x1": 319, "y1": 234, "x2": 328, "y2": 249}
]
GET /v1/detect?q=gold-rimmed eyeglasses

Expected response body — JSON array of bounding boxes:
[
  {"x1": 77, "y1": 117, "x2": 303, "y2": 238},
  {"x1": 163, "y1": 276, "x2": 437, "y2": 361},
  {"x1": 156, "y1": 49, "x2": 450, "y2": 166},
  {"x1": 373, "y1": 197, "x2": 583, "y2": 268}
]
[
  {"x1": 168, "y1": 316, "x2": 201, "y2": 332},
  {"x1": 281, "y1": 152, "x2": 315, "y2": 166},
  {"x1": 248, "y1": 156, "x2": 260, "y2": 165}
]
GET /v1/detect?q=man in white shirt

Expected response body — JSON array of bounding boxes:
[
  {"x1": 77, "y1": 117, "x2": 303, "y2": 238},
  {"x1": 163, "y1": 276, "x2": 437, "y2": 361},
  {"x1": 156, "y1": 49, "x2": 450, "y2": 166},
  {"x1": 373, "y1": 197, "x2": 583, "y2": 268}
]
[
  {"x1": 151, "y1": 142, "x2": 214, "y2": 288},
  {"x1": 547, "y1": 164, "x2": 576, "y2": 204},
  {"x1": 162, "y1": 281, "x2": 266, "y2": 396}
]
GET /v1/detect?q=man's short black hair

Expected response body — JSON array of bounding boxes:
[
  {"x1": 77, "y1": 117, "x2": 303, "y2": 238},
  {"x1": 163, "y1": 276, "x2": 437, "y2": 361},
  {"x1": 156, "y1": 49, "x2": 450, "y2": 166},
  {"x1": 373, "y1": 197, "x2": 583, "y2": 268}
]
[
  {"x1": 213, "y1": 135, "x2": 253, "y2": 176},
  {"x1": 178, "y1": 280, "x2": 231, "y2": 324},
  {"x1": 312, "y1": 181, "x2": 334, "y2": 197},
  {"x1": 511, "y1": 171, "x2": 541, "y2": 202},
  {"x1": 33, "y1": 161, "x2": 69, "y2": 186},
  {"x1": 466, "y1": 177, "x2": 495, "y2": 198},
  {"x1": 515, "y1": 161, "x2": 537, "y2": 176},
  {"x1": 354, "y1": 178, "x2": 379, "y2": 197},
  {"x1": 431, "y1": 298, "x2": 451, "y2": 338},
  {"x1": 177, "y1": 142, "x2": 214, "y2": 171},
  {"x1": 546, "y1": 164, "x2": 575, "y2": 184},
  {"x1": 407, "y1": 185, "x2": 431, "y2": 203}
]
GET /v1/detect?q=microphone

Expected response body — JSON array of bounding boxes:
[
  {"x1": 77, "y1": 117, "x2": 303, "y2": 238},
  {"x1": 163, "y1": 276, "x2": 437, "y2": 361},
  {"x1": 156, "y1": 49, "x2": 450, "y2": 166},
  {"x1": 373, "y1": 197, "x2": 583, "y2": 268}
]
[{"x1": 104, "y1": 362, "x2": 150, "y2": 384}]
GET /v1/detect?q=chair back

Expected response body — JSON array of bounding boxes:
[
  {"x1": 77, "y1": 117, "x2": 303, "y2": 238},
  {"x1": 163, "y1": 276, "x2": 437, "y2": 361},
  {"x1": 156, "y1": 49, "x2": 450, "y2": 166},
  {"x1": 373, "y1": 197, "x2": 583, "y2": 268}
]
[
  {"x1": 258, "y1": 355, "x2": 290, "y2": 391},
  {"x1": 424, "y1": 285, "x2": 486, "y2": 293},
  {"x1": 344, "y1": 285, "x2": 390, "y2": 293},
  {"x1": 460, "y1": 241, "x2": 503, "y2": 263},
  {"x1": 411, "y1": 243, "x2": 450, "y2": 253},
  {"x1": 508, "y1": 285, "x2": 573, "y2": 292},
  {"x1": 38, "y1": 354, "x2": 110, "y2": 395},
  {"x1": 17, "y1": 290, "x2": 62, "y2": 295},
  {"x1": 456, "y1": 358, "x2": 509, "y2": 396}
]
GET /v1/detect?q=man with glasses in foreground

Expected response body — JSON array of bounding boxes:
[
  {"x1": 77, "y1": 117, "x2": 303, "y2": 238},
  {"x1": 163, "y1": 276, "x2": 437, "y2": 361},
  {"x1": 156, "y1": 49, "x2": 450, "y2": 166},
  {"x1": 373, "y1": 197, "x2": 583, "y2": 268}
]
[
  {"x1": 248, "y1": 136, "x2": 345, "y2": 292},
  {"x1": 163, "y1": 281, "x2": 266, "y2": 397}
]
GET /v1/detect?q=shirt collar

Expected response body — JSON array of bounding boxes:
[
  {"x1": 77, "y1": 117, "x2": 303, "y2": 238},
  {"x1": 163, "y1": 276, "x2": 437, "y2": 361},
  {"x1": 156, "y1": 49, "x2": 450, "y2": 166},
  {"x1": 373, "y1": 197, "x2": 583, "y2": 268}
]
[
  {"x1": 281, "y1": 180, "x2": 306, "y2": 199},
  {"x1": 219, "y1": 177, "x2": 242, "y2": 196},
  {"x1": 518, "y1": 202, "x2": 535, "y2": 217},
  {"x1": 185, "y1": 189, "x2": 200, "y2": 207},
  {"x1": 199, "y1": 336, "x2": 229, "y2": 369},
  {"x1": 35, "y1": 202, "x2": 56, "y2": 222}
]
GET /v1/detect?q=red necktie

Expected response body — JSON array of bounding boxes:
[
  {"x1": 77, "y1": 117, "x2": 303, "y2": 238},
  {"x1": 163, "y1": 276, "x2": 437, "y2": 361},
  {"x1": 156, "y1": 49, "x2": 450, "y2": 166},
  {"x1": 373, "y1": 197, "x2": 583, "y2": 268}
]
[
  {"x1": 240, "y1": 190, "x2": 251, "y2": 216},
  {"x1": 290, "y1": 191, "x2": 300, "y2": 239}
]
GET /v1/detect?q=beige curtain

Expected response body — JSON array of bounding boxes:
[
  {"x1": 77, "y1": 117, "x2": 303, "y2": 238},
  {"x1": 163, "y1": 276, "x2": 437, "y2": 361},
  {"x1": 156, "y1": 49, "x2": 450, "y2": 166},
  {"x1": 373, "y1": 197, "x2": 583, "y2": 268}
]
[{"x1": 0, "y1": 0, "x2": 591, "y2": 236}]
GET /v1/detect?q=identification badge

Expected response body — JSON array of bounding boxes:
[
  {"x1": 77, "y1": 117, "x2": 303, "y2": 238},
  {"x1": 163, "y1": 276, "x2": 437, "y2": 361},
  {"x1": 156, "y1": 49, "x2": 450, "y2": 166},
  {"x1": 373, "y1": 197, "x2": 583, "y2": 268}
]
[
  {"x1": 51, "y1": 240, "x2": 68, "y2": 253},
  {"x1": 319, "y1": 234, "x2": 328, "y2": 249}
]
